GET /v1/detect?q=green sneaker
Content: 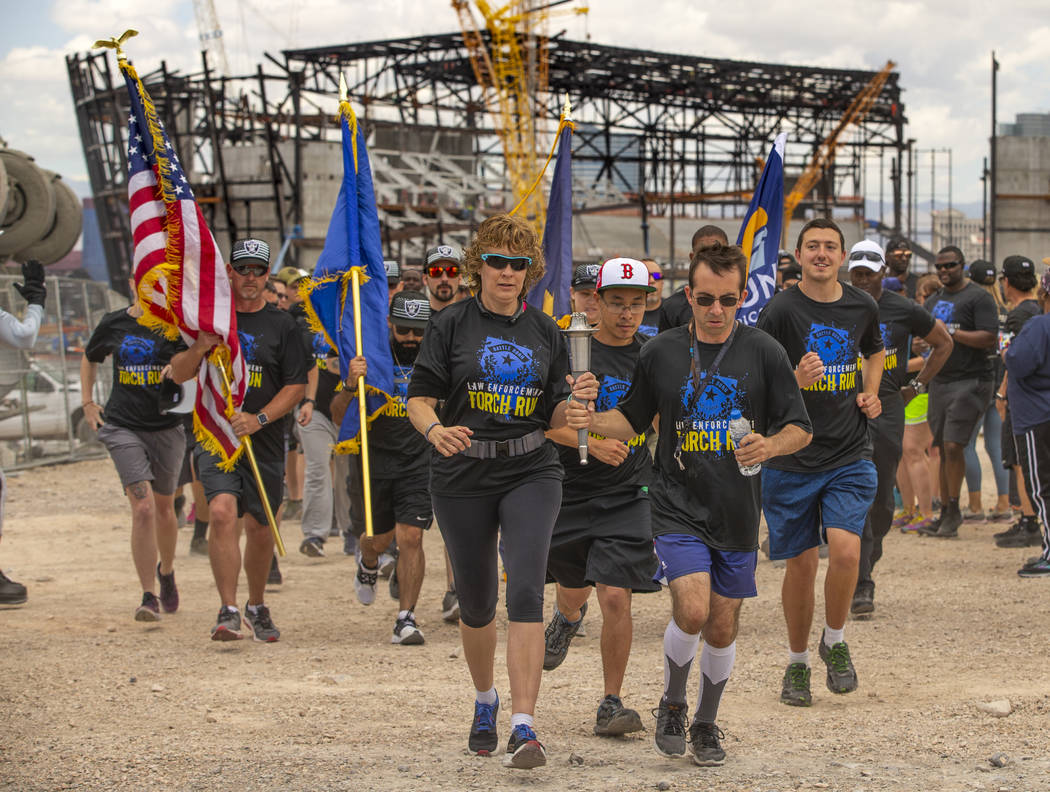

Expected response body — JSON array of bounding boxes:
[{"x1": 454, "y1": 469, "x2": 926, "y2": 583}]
[
  {"x1": 780, "y1": 662, "x2": 812, "y2": 706},
  {"x1": 818, "y1": 630, "x2": 858, "y2": 693}
]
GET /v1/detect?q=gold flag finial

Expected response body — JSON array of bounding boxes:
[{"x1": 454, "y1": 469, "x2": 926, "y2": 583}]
[
  {"x1": 93, "y1": 29, "x2": 139, "y2": 62},
  {"x1": 561, "y1": 93, "x2": 573, "y2": 122},
  {"x1": 339, "y1": 72, "x2": 348, "y2": 103}
]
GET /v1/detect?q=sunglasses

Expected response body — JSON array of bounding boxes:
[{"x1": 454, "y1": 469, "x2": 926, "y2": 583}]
[
  {"x1": 393, "y1": 325, "x2": 424, "y2": 337},
  {"x1": 693, "y1": 294, "x2": 740, "y2": 308},
  {"x1": 427, "y1": 265, "x2": 459, "y2": 279},
  {"x1": 232, "y1": 263, "x2": 268, "y2": 277},
  {"x1": 935, "y1": 261, "x2": 961, "y2": 270},
  {"x1": 849, "y1": 251, "x2": 884, "y2": 263},
  {"x1": 481, "y1": 253, "x2": 531, "y2": 271},
  {"x1": 649, "y1": 271, "x2": 663, "y2": 281}
]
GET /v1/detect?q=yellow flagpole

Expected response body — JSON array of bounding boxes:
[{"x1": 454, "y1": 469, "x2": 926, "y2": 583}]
[
  {"x1": 216, "y1": 357, "x2": 286, "y2": 556},
  {"x1": 350, "y1": 269, "x2": 374, "y2": 538}
]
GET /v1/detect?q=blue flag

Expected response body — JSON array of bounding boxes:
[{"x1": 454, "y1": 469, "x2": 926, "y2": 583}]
[
  {"x1": 527, "y1": 121, "x2": 573, "y2": 316},
  {"x1": 736, "y1": 132, "x2": 786, "y2": 326},
  {"x1": 304, "y1": 101, "x2": 393, "y2": 453}
]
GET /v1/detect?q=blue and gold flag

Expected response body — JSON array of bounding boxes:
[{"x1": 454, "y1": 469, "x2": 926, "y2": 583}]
[
  {"x1": 527, "y1": 119, "x2": 574, "y2": 316},
  {"x1": 736, "y1": 132, "x2": 786, "y2": 326},
  {"x1": 303, "y1": 99, "x2": 393, "y2": 453}
]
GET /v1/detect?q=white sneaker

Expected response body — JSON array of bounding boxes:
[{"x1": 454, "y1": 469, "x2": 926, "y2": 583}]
[
  {"x1": 377, "y1": 551, "x2": 397, "y2": 579},
  {"x1": 354, "y1": 562, "x2": 378, "y2": 606},
  {"x1": 391, "y1": 613, "x2": 424, "y2": 645}
]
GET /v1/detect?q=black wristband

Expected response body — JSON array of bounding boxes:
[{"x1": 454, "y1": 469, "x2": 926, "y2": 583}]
[{"x1": 300, "y1": 397, "x2": 316, "y2": 407}]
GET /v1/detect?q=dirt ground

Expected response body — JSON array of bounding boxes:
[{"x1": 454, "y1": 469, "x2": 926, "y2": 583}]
[{"x1": 1, "y1": 457, "x2": 1048, "y2": 792}]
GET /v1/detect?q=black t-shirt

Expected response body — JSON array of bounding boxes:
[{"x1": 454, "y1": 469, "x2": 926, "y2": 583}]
[
  {"x1": 370, "y1": 337, "x2": 430, "y2": 479},
  {"x1": 616, "y1": 324, "x2": 811, "y2": 551},
  {"x1": 1004, "y1": 299, "x2": 1041, "y2": 338},
  {"x1": 757, "y1": 283, "x2": 883, "y2": 472},
  {"x1": 236, "y1": 304, "x2": 310, "y2": 460},
  {"x1": 638, "y1": 307, "x2": 664, "y2": 340},
  {"x1": 924, "y1": 282, "x2": 999, "y2": 382},
  {"x1": 85, "y1": 309, "x2": 186, "y2": 432},
  {"x1": 875, "y1": 290, "x2": 936, "y2": 397},
  {"x1": 559, "y1": 337, "x2": 651, "y2": 501},
  {"x1": 301, "y1": 328, "x2": 340, "y2": 422},
  {"x1": 659, "y1": 289, "x2": 693, "y2": 331},
  {"x1": 900, "y1": 271, "x2": 920, "y2": 300},
  {"x1": 407, "y1": 297, "x2": 571, "y2": 495}
]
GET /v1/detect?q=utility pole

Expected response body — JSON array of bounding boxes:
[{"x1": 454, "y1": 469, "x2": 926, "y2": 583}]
[{"x1": 990, "y1": 51, "x2": 999, "y2": 265}]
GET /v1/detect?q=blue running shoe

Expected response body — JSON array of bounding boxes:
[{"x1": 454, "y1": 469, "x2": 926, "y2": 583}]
[{"x1": 468, "y1": 694, "x2": 499, "y2": 755}]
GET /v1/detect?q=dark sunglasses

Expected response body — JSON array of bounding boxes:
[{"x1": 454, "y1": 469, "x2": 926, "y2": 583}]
[
  {"x1": 935, "y1": 261, "x2": 961, "y2": 270},
  {"x1": 427, "y1": 264, "x2": 459, "y2": 279},
  {"x1": 232, "y1": 263, "x2": 268, "y2": 277},
  {"x1": 694, "y1": 294, "x2": 740, "y2": 308},
  {"x1": 481, "y1": 253, "x2": 531, "y2": 271},
  {"x1": 393, "y1": 325, "x2": 424, "y2": 337},
  {"x1": 849, "y1": 251, "x2": 884, "y2": 263},
  {"x1": 649, "y1": 271, "x2": 663, "y2": 281}
]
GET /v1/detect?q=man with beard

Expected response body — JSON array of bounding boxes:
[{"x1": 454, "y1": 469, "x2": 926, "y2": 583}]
[
  {"x1": 884, "y1": 239, "x2": 920, "y2": 300},
  {"x1": 340, "y1": 291, "x2": 434, "y2": 645},
  {"x1": 425, "y1": 245, "x2": 463, "y2": 313}
]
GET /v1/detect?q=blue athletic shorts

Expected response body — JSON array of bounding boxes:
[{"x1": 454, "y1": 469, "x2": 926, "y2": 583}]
[
  {"x1": 762, "y1": 458, "x2": 877, "y2": 561},
  {"x1": 653, "y1": 534, "x2": 758, "y2": 599}
]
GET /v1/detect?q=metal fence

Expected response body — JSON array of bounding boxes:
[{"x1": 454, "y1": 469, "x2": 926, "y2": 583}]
[{"x1": 0, "y1": 275, "x2": 128, "y2": 470}]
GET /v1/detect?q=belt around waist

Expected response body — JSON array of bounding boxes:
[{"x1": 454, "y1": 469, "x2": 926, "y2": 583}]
[{"x1": 459, "y1": 429, "x2": 546, "y2": 459}]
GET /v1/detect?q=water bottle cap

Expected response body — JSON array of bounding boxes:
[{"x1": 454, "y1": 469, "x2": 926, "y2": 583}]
[{"x1": 730, "y1": 408, "x2": 743, "y2": 420}]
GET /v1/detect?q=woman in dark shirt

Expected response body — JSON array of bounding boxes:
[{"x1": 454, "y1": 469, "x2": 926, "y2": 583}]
[{"x1": 407, "y1": 214, "x2": 595, "y2": 769}]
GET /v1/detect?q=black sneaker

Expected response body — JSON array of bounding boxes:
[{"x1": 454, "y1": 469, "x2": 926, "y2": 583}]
[
  {"x1": 932, "y1": 508, "x2": 962, "y2": 539},
  {"x1": 441, "y1": 589, "x2": 460, "y2": 622},
  {"x1": 468, "y1": 695, "x2": 499, "y2": 755},
  {"x1": 850, "y1": 582, "x2": 874, "y2": 618},
  {"x1": 652, "y1": 697, "x2": 687, "y2": 757},
  {"x1": 268, "y1": 555, "x2": 282, "y2": 585},
  {"x1": 993, "y1": 520, "x2": 1023, "y2": 540},
  {"x1": 299, "y1": 537, "x2": 325, "y2": 557},
  {"x1": 243, "y1": 603, "x2": 280, "y2": 642},
  {"x1": 503, "y1": 723, "x2": 546, "y2": 769},
  {"x1": 688, "y1": 720, "x2": 726, "y2": 766},
  {"x1": 211, "y1": 606, "x2": 244, "y2": 641},
  {"x1": 818, "y1": 631, "x2": 858, "y2": 693},
  {"x1": 134, "y1": 591, "x2": 161, "y2": 622},
  {"x1": 996, "y1": 517, "x2": 1042, "y2": 548},
  {"x1": 780, "y1": 662, "x2": 812, "y2": 706},
  {"x1": 391, "y1": 612, "x2": 424, "y2": 645},
  {"x1": 156, "y1": 563, "x2": 179, "y2": 614},
  {"x1": 389, "y1": 566, "x2": 400, "y2": 601},
  {"x1": 543, "y1": 607, "x2": 583, "y2": 671},
  {"x1": 0, "y1": 570, "x2": 28, "y2": 605},
  {"x1": 594, "y1": 694, "x2": 643, "y2": 736},
  {"x1": 1018, "y1": 557, "x2": 1050, "y2": 578},
  {"x1": 342, "y1": 531, "x2": 357, "y2": 557},
  {"x1": 917, "y1": 511, "x2": 944, "y2": 537}
]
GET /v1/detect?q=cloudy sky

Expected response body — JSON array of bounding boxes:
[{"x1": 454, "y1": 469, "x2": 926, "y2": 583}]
[{"x1": 2, "y1": 0, "x2": 1048, "y2": 214}]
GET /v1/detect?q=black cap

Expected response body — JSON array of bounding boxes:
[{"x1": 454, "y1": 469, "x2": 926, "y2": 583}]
[
  {"x1": 1002, "y1": 255, "x2": 1035, "y2": 278},
  {"x1": 968, "y1": 260, "x2": 996, "y2": 285},
  {"x1": 231, "y1": 238, "x2": 271, "y2": 264},
  {"x1": 571, "y1": 263, "x2": 600, "y2": 288},
  {"x1": 389, "y1": 290, "x2": 431, "y2": 329}
]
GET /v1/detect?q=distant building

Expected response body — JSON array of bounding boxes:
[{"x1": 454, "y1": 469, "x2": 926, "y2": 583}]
[
  {"x1": 999, "y1": 112, "x2": 1050, "y2": 138},
  {"x1": 931, "y1": 208, "x2": 985, "y2": 264},
  {"x1": 994, "y1": 112, "x2": 1050, "y2": 266}
]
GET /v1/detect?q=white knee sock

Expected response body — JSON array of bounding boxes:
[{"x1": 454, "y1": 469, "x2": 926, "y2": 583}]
[
  {"x1": 694, "y1": 641, "x2": 736, "y2": 723},
  {"x1": 663, "y1": 619, "x2": 701, "y2": 704}
]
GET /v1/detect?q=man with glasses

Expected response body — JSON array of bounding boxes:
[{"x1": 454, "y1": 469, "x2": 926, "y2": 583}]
[
  {"x1": 567, "y1": 243, "x2": 810, "y2": 766},
  {"x1": 638, "y1": 258, "x2": 665, "y2": 339},
  {"x1": 919, "y1": 246, "x2": 999, "y2": 539},
  {"x1": 542, "y1": 257, "x2": 661, "y2": 738},
  {"x1": 341, "y1": 292, "x2": 434, "y2": 645},
  {"x1": 885, "y1": 239, "x2": 920, "y2": 300},
  {"x1": 757, "y1": 218, "x2": 884, "y2": 708},
  {"x1": 846, "y1": 240, "x2": 952, "y2": 616},
  {"x1": 425, "y1": 245, "x2": 463, "y2": 313},
  {"x1": 170, "y1": 238, "x2": 308, "y2": 642}
]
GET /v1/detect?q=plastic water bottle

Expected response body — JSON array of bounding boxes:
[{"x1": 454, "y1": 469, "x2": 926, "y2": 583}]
[{"x1": 728, "y1": 409, "x2": 760, "y2": 477}]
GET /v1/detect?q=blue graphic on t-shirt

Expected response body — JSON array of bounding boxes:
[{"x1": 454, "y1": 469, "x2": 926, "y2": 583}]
[
  {"x1": 478, "y1": 336, "x2": 538, "y2": 387},
  {"x1": 805, "y1": 323, "x2": 853, "y2": 367},
  {"x1": 119, "y1": 335, "x2": 158, "y2": 366},
  {"x1": 467, "y1": 336, "x2": 544, "y2": 421},
  {"x1": 312, "y1": 333, "x2": 333, "y2": 360},
  {"x1": 392, "y1": 364, "x2": 412, "y2": 400},
  {"x1": 637, "y1": 324, "x2": 658, "y2": 338},
  {"x1": 931, "y1": 301, "x2": 954, "y2": 324},
  {"x1": 596, "y1": 375, "x2": 631, "y2": 412},
  {"x1": 676, "y1": 373, "x2": 741, "y2": 457},
  {"x1": 238, "y1": 330, "x2": 259, "y2": 364},
  {"x1": 879, "y1": 323, "x2": 890, "y2": 347}
]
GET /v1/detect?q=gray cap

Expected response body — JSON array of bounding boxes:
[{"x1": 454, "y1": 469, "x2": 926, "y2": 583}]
[
  {"x1": 572, "y1": 263, "x2": 600, "y2": 288},
  {"x1": 231, "y1": 238, "x2": 271, "y2": 264},
  {"x1": 389, "y1": 290, "x2": 431, "y2": 329},
  {"x1": 425, "y1": 244, "x2": 462, "y2": 266},
  {"x1": 384, "y1": 260, "x2": 401, "y2": 280}
]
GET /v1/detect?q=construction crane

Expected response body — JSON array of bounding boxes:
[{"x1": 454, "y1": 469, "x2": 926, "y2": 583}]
[
  {"x1": 452, "y1": 0, "x2": 587, "y2": 233},
  {"x1": 193, "y1": 0, "x2": 230, "y2": 77},
  {"x1": 782, "y1": 60, "x2": 896, "y2": 243}
]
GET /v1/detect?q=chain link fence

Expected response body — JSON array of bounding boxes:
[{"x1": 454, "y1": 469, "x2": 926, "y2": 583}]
[{"x1": 0, "y1": 275, "x2": 128, "y2": 470}]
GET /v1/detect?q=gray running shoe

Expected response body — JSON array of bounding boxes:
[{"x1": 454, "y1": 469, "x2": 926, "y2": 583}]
[
  {"x1": 282, "y1": 499, "x2": 303, "y2": 521},
  {"x1": 780, "y1": 662, "x2": 812, "y2": 706},
  {"x1": 1018, "y1": 557, "x2": 1050, "y2": 578},
  {"x1": 651, "y1": 697, "x2": 687, "y2": 757},
  {"x1": 299, "y1": 537, "x2": 325, "y2": 557},
  {"x1": 594, "y1": 694, "x2": 643, "y2": 736},
  {"x1": 0, "y1": 570, "x2": 27, "y2": 605},
  {"x1": 818, "y1": 631, "x2": 858, "y2": 693},
  {"x1": 243, "y1": 603, "x2": 280, "y2": 643},
  {"x1": 688, "y1": 720, "x2": 726, "y2": 766},
  {"x1": 391, "y1": 612, "x2": 424, "y2": 645},
  {"x1": 388, "y1": 567, "x2": 400, "y2": 601},
  {"x1": 354, "y1": 561, "x2": 378, "y2": 606},
  {"x1": 377, "y1": 551, "x2": 397, "y2": 579},
  {"x1": 211, "y1": 606, "x2": 243, "y2": 641},
  {"x1": 441, "y1": 589, "x2": 460, "y2": 623},
  {"x1": 189, "y1": 536, "x2": 208, "y2": 556},
  {"x1": 543, "y1": 608, "x2": 582, "y2": 671},
  {"x1": 134, "y1": 592, "x2": 161, "y2": 622}
]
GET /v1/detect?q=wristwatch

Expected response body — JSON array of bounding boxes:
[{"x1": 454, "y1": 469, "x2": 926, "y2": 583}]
[
  {"x1": 995, "y1": 392, "x2": 1007, "y2": 401},
  {"x1": 300, "y1": 398, "x2": 315, "y2": 408},
  {"x1": 907, "y1": 379, "x2": 927, "y2": 394},
  {"x1": 257, "y1": 412, "x2": 269, "y2": 426}
]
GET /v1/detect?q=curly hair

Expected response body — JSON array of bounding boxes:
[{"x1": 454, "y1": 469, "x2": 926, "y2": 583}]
[{"x1": 462, "y1": 214, "x2": 546, "y2": 298}]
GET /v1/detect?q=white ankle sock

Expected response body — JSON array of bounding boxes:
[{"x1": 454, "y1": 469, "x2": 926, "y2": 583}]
[
  {"x1": 510, "y1": 712, "x2": 533, "y2": 729},
  {"x1": 475, "y1": 687, "x2": 498, "y2": 706},
  {"x1": 824, "y1": 625, "x2": 845, "y2": 647},
  {"x1": 788, "y1": 649, "x2": 809, "y2": 666}
]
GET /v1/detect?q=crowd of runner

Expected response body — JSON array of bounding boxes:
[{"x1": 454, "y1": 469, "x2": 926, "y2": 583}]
[{"x1": 3, "y1": 215, "x2": 1049, "y2": 772}]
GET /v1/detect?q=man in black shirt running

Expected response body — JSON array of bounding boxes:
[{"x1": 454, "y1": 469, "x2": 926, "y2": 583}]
[
  {"x1": 171, "y1": 238, "x2": 308, "y2": 643},
  {"x1": 568, "y1": 243, "x2": 811, "y2": 766}
]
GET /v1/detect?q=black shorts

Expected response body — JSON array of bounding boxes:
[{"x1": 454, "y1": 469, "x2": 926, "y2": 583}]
[
  {"x1": 929, "y1": 378, "x2": 994, "y2": 447},
  {"x1": 194, "y1": 446, "x2": 284, "y2": 526},
  {"x1": 348, "y1": 465, "x2": 432, "y2": 538},
  {"x1": 547, "y1": 488, "x2": 660, "y2": 593}
]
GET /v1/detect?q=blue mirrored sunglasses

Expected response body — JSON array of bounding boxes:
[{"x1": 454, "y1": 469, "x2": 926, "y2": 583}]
[{"x1": 481, "y1": 253, "x2": 531, "y2": 271}]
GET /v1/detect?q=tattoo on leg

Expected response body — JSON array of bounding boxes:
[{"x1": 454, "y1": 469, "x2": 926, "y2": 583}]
[{"x1": 129, "y1": 481, "x2": 151, "y2": 500}]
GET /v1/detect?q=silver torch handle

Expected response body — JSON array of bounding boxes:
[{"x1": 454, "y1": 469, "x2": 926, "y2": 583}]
[
  {"x1": 573, "y1": 370, "x2": 589, "y2": 465},
  {"x1": 562, "y1": 312, "x2": 595, "y2": 467}
]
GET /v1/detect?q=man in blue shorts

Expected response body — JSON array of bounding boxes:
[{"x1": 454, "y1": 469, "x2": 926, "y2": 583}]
[
  {"x1": 757, "y1": 218, "x2": 884, "y2": 706},
  {"x1": 568, "y1": 243, "x2": 811, "y2": 765}
]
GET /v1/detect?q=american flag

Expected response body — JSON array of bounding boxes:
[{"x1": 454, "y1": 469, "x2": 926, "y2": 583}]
[{"x1": 121, "y1": 60, "x2": 248, "y2": 468}]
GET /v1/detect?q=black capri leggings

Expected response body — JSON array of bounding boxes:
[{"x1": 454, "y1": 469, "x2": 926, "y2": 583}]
[{"x1": 432, "y1": 477, "x2": 562, "y2": 628}]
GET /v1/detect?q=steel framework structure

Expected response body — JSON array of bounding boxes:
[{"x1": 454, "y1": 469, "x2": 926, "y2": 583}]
[{"x1": 67, "y1": 32, "x2": 906, "y2": 288}]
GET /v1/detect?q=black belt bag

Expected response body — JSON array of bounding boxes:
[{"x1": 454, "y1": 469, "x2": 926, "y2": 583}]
[{"x1": 460, "y1": 429, "x2": 546, "y2": 459}]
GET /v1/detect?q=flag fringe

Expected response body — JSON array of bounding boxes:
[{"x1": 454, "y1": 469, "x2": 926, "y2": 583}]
[
  {"x1": 299, "y1": 274, "x2": 340, "y2": 350},
  {"x1": 192, "y1": 408, "x2": 246, "y2": 472},
  {"x1": 332, "y1": 382, "x2": 395, "y2": 456}
]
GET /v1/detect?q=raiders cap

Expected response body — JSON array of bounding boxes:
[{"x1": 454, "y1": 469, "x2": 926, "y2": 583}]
[
  {"x1": 389, "y1": 290, "x2": 431, "y2": 329},
  {"x1": 231, "y1": 238, "x2": 271, "y2": 264}
]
